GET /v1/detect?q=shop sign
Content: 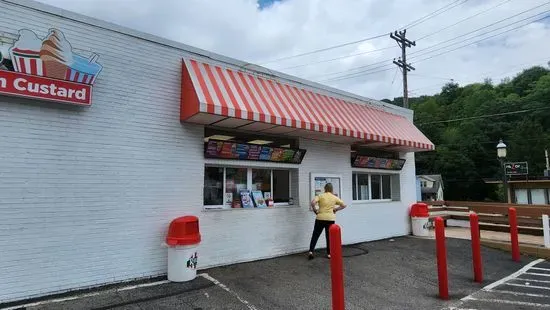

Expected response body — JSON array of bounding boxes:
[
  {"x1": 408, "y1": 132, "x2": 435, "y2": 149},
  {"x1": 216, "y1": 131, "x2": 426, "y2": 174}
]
[
  {"x1": 0, "y1": 29, "x2": 103, "y2": 106},
  {"x1": 351, "y1": 155, "x2": 406, "y2": 170},
  {"x1": 204, "y1": 140, "x2": 307, "y2": 164},
  {"x1": 505, "y1": 162, "x2": 528, "y2": 175}
]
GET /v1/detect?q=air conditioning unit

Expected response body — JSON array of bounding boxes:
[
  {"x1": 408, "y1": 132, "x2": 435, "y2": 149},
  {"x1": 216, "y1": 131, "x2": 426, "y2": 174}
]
[{"x1": 545, "y1": 170, "x2": 550, "y2": 177}]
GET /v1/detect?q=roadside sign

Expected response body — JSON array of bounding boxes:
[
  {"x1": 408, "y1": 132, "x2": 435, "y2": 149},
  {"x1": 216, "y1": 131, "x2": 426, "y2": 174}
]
[{"x1": 505, "y1": 162, "x2": 528, "y2": 175}]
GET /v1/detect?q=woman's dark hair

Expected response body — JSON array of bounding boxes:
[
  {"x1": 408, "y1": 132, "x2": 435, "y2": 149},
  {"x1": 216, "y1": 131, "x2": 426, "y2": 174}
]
[{"x1": 324, "y1": 183, "x2": 333, "y2": 193}]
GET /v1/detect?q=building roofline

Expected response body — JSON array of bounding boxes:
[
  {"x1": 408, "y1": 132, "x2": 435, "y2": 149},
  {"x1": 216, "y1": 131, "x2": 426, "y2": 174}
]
[
  {"x1": 484, "y1": 178, "x2": 550, "y2": 184},
  {"x1": 6, "y1": 0, "x2": 413, "y2": 118}
]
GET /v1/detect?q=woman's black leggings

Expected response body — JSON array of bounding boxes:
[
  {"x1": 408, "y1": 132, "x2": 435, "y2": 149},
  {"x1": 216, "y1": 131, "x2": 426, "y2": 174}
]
[{"x1": 309, "y1": 220, "x2": 335, "y2": 254}]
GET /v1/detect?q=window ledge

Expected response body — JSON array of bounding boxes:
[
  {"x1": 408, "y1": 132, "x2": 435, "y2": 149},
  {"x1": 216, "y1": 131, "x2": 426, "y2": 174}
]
[
  {"x1": 352, "y1": 199, "x2": 394, "y2": 204},
  {"x1": 202, "y1": 205, "x2": 300, "y2": 212}
]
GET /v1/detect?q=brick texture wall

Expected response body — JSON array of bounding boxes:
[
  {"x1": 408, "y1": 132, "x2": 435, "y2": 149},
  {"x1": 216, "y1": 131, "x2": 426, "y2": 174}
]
[{"x1": 0, "y1": 0, "x2": 418, "y2": 303}]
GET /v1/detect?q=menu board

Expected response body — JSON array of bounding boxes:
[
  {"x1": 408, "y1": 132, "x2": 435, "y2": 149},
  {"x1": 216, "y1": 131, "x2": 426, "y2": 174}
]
[
  {"x1": 240, "y1": 190, "x2": 255, "y2": 208},
  {"x1": 205, "y1": 140, "x2": 306, "y2": 164},
  {"x1": 251, "y1": 191, "x2": 267, "y2": 208},
  {"x1": 351, "y1": 155, "x2": 405, "y2": 170}
]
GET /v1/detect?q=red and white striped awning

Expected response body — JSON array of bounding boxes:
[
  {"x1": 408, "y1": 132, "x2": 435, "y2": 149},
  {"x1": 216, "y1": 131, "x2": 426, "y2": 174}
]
[{"x1": 180, "y1": 57, "x2": 434, "y2": 151}]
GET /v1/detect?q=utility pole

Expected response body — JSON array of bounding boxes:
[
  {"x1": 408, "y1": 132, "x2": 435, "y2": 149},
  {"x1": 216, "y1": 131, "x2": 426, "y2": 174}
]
[{"x1": 390, "y1": 29, "x2": 415, "y2": 109}]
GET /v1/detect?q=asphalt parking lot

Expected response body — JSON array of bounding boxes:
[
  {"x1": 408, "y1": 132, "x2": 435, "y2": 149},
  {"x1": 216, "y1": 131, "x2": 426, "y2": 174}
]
[
  {"x1": 2, "y1": 236, "x2": 536, "y2": 310},
  {"x1": 445, "y1": 259, "x2": 550, "y2": 310}
]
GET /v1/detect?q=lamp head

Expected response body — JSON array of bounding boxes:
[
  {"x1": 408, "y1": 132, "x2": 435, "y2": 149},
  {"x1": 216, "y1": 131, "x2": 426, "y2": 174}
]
[{"x1": 497, "y1": 139, "x2": 507, "y2": 158}]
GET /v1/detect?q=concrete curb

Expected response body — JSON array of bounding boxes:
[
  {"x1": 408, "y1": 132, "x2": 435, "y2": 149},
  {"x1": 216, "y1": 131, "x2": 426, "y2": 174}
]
[{"x1": 480, "y1": 239, "x2": 550, "y2": 259}]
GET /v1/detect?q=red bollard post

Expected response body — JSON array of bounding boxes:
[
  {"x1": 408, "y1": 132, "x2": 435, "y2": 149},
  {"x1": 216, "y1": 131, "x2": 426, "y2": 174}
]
[
  {"x1": 469, "y1": 212, "x2": 483, "y2": 283},
  {"x1": 435, "y1": 217, "x2": 449, "y2": 300},
  {"x1": 509, "y1": 208, "x2": 520, "y2": 262},
  {"x1": 329, "y1": 224, "x2": 345, "y2": 310}
]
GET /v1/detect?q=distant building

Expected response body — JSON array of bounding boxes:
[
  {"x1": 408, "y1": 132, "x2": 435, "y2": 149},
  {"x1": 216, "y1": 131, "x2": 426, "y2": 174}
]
[
  {"x1": 484, "y1": 176, "x2": 550, "y2": 205},
  {"x1": 417, "y1": 174, "x2": 444, "y2": 201}
]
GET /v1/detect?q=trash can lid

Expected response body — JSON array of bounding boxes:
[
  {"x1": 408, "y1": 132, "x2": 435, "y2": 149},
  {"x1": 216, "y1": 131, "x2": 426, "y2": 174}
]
[
  {"x1": 166, "y1": 216, "x2": 201, "y2": 246},
  {"x1": 410, "y1": 203, "x2": 429, "y2": 217}
]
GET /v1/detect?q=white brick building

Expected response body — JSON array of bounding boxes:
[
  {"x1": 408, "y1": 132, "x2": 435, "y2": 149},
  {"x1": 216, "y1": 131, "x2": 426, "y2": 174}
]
[{"x1": 0, "y1": 0, "x2": 434, "y2": 304}]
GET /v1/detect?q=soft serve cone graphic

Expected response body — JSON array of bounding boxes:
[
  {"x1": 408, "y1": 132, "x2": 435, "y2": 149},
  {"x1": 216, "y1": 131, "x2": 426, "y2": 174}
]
[{"x1": 39, "y1": 29, "x2": 73, "y2": 80}]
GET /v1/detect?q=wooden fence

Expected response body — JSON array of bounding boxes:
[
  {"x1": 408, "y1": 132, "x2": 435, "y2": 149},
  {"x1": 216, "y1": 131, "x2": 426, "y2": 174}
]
[{"x1": 421, "y1": 201, "x2": 550, "y2": 238}]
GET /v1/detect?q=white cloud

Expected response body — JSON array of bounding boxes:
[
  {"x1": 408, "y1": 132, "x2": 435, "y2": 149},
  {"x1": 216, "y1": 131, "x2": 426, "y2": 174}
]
[{"x1": 35, "y1": 0, "x2": 550, "y2": 100}]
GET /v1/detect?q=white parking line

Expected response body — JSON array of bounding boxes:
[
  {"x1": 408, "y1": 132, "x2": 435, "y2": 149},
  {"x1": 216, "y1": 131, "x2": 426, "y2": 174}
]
[
  {"x1": 530, "y1": 267, "x2": 550, "y2": 271},
  {"x1": 1, "y1": 280, "x2": 170, "y2": 310},
  {"x1": 0, "y1": 292, "x2": 102, "y2": 310},
  {"x1": 483, "y1": 259, "x2": 545, "y2": 290},
  {"x1": 504, "y1": 282, "x2": 550, "y2": 290},
  {"x1": 198, "y1": 273, "x2": 259, "y2": 310},
  {"x1": 462, "y1": 296, "x2": 550, "y2": 308},
  {"x1": 525, "y1": 272, "x2": 550, "y2": 277},
  {"x1": 514, "y1": 277, "x2": 550, "y2": 284},
  {"x1": 491, "y1": 289, "x2": 550, "y2": 298},
  {"x1": 117, "y1": 280, "x2": 170, "y2": 291}
]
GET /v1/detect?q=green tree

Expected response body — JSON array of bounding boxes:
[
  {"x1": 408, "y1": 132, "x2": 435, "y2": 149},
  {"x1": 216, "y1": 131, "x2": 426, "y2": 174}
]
[{"x1": 391, "y1": 66, "x2": 550, "y2": 200}]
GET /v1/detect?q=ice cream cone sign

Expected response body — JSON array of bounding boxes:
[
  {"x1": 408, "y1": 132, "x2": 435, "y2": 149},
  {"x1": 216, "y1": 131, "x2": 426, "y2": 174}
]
[
  {"x1": 0, "y1": 28, "x2": 103, "y2": 106},
  {"x1": 5, "y1": 28, "x2": 102, "y2": 85}
]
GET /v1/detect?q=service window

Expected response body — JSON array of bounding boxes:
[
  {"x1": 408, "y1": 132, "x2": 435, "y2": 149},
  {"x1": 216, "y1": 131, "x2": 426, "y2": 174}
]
[
  {"x1": 204, "y1": 167, "x2": 293, "y2": 209},
  {"x1": 352, "y1": 173, "x2": 397, "y2": 202}
]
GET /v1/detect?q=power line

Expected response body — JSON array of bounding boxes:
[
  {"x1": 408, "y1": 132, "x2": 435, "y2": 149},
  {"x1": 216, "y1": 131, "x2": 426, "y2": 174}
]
[
  {"x1": 259, "y1": 33, "x2": 389, "y2": 65},
  {"x1": 428, "y1": 137, "x2": 550, "y2": 148},
  {"x1": 412, "y1": 12, "x2": 550, "y2": 65},
  {"x1": 386, "y1": 67, "x2": 400, "y2": 99},
  {"x1": 409, "y1": 4, "x2": 550, "y2": 60},
  {"x1": 317, "y1": 6, "x2": 550, "y2": 83},
  {"x1": 280, "y1": 46, "x2": 394, "y2": 70},
  {"x1": 409, "y1": 82, "x2": 452, "y2": 93},
  {"x1": 399, "y1": 0, "x2": 469, "y2": 30},
  {"x1": 308, "y1": 3, "x2": 548, "y2": 81},
  {"x1": 409, "y1": 73, "x2": 454, "y2": 81},
  {"x1": 417, "y1": 107, "x2": 550, "y2": 125},
  {"x1": 408, "y1": 56, "x2": 550, "y2": 95},
  {"x1": 258, "y1": 0, "x2": 470, "y2": 66},
  {"x1": 311, "y1": 59, "x2": 393, "y2": 80},
  {"x1": 416, "y1": 0, "x2": 514, "y2": 41},
  {"x1": 320, "y1": 66, "x2": 395, "y2": 83}
]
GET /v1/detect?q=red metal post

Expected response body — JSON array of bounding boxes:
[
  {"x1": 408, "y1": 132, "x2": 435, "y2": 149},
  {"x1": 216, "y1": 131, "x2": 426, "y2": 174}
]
[
  {"x1": 469, "y1": 213, "x2": 483, "y2": 283},
  {"x1": 509, "y1": 208, "x2": 520, "y2": 262},
  {"x1": 329, "y1": 224, "x2": 345, "y2": 310},
  {"x1": 435, "y1": 217, "x2": 449, "y2": 300}
]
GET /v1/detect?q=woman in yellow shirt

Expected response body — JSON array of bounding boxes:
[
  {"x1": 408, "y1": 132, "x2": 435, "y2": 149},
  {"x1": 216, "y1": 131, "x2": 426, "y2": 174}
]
[{"x1": 308, "y1": 183, "x2": 347, "y2": 259}]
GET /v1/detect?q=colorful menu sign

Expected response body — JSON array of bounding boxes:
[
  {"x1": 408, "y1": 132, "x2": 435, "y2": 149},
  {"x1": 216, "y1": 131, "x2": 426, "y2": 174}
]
[
  {"x1": 351, "y1": 155, "x2": 405, "y2": 170},
  {"x1": 205, "y1": 140, "x2": 306, "y2": 164}
]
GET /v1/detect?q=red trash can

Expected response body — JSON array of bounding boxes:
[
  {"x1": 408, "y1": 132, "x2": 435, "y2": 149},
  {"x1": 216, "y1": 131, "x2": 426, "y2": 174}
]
[
  {"x1": 410, "y1": 203, "x2": 430, "y2": 236},
  {"x1": 166, "y1": 216, "x2": 201, "y2": 282}
]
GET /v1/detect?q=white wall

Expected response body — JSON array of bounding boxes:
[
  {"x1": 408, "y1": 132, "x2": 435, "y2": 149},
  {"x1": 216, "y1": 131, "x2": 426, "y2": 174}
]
[
  {"x1": 0, "y1": 1, "x2": 417, "y2": 303},
  {"x1": 0, "y1": 1, "x2": 206, "y2": 302}
]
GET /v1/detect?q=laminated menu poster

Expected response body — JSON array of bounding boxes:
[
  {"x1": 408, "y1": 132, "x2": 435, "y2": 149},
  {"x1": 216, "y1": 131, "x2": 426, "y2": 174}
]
[
  {"x1": 248, "y1": 145, "x2": 262, "y2": 160},
  {"x1": 205, "y1": 140, "x2": 307, "y2": 164},
  {"x1": 259, "y1": 146, "x2": 273, "y2": 161},
  {"x1": 205, "y1": 141, "x2": 238, "y2": 159},
  {"x1": 240, "y1": 190, "x2": 255, "y2": 208},
  {"x1": 251, "y1": 191, "x2": 267, "y2": 208},
  {"x1": 351, "y1": 155, "x2": 406, "y2": 170},
  {"x1": 283, "y1": 149, "x2": 295, "y2": 162},
  {"x1": 271, "y1": 148, "x2": 285, "y2": 161},
  {"x1": 236, "y1": 143, "x2": 250, "y2": 159}
]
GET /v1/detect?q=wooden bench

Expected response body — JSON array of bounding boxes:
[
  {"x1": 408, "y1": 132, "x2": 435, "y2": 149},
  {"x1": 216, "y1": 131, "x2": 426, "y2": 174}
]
[{"x1": 423, "y1": 201, "x2": 550, "y2": 236}]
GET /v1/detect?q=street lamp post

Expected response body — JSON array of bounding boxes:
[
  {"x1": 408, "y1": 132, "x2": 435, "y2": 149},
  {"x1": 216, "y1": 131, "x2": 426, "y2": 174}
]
[{"x1": 497, "y1": 139, "x2": 508, "y2": 203}]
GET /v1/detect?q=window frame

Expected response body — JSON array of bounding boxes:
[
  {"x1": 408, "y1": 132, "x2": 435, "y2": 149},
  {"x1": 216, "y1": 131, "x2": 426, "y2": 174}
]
[
  {"x1": 352, "y1": 172, "x2": 394, "y2": 203},
  {"x1": 204, "y1": 165, "x2": 293, "y2": 209}
]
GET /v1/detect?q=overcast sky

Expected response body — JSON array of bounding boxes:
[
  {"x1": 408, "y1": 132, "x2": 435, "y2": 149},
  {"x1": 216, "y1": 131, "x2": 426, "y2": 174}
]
[{"x1": 35, "y1": 0, "x2": 550, "y2": 100}]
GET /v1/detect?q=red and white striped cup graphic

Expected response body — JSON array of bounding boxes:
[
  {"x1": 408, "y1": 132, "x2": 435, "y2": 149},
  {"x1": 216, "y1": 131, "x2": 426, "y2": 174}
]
[
  {"x1": 64, "y1": 67, "x2": 97, "y2": 85},
  {"x1": 10, "y1": 48, "x2": 44, "y2": 76}
]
